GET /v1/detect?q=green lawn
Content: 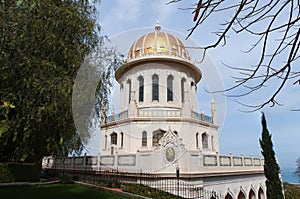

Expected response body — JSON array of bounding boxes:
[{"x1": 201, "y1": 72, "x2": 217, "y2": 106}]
[{"x1": 0, "y1": 183, "x2": 129, "y2": 199}]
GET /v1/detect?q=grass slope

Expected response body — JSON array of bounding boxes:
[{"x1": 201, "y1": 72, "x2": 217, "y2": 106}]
[{"x1": 0, "y1": 183, "x2": 129, "y2": 199}]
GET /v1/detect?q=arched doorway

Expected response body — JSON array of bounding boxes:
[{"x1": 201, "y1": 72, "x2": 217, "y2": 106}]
[
  {"x1": 238, "y1": 190, "x2": 246, "y2": 199},
  {"x1": 248, "y1": 189, "x2": 255, "y2": 199},
  {"x1": 225, "y1": 193, "x2": 233, "y2": 199},
  {"x1": 202, "y1": 133, "x2": 208, "y2": 149},
  {"x1": 258, "y1": 187, "x2": 265, "y2": 199}
]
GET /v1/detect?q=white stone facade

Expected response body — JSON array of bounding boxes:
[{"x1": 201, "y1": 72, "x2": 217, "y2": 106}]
[
  {"x1": 41, "y1": 24, "x2": 269, "y2": 198},
  {"x1": 100, "y1": 28, "x2": 219, "y2": 158},
  {"x1": 95, "y1": 23, "x2": 267, "y2": 198}
]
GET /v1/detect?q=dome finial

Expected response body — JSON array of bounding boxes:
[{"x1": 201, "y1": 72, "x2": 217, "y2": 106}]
[{"x1": 155, "y1": 21, "x2": 161, "y2": 31}]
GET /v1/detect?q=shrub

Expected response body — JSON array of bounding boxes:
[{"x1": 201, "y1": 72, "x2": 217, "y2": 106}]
[
  {"x1": 77, "y1": 175, "x2": 121, "y2": 188},
  {"x1": 0, "y1": 162, "x2": 40, "y2": 183},
  {"x1": 0, "y1": 163, "x2": 14, "y2": 183},
  {"x1": 123, "y1": 183, "x2": 180, "y2": 199},
  {"x1": 284, "y1": 182, "x2": 300, "y2": 199}
]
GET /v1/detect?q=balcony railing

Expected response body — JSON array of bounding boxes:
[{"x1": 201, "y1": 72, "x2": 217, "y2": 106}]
[
  {"x1": 203, "y1": 154, "x2": 264, "y2": 167},
  {"x1": 191, "y1": 111, "x2": 213, "y2": 123},
  {"x1": 106, "y1": 110, "x2": 128, "y2": 123},
  {"x1": 104, "y1": 109, "x2": 213, "y2": 124},
  {"x1": 139, "y1": 109, "x2": 181, "y2": 118}
]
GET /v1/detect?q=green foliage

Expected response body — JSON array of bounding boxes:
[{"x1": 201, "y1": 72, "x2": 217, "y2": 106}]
[
  {"x1": 0, "y1": 163, "x2": 14, "y2": 183},
  {"x1": 76, "y1": 174, "x2": 121, "y2": 188},
  {"x1": 0, "y1": 0, "x2": 117, "y2": 162},
  {"x1": 9, "y1": 163, "x2": 41, "y2": 182},
  {"x1": 47, "y1": 173, "x2": 179, "y2": 198},
  {"x1": 71, "y1": 40, "x2": 122, "y2": 144},
  {"x1": 123, "y1": 183, "x2": 180, "y2": 199},
  {"x1": 57, "y1": 174, "x2": 74, "y2": 184},
  {"x1": 0, "y1": 162, "x2": 40, "y2": 182},
  {"x1": 283, "y1": 182, "x2": 300, "y2": 199},
  {"x1": 0, "y1": 183, "x2": 129, "y2": 199},
  {"x1": 259, "y1": 113, "x2": 284, "y2": 199}
]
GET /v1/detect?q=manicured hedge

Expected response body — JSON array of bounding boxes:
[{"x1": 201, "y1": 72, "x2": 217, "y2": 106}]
[
  {"x1": 0, "y1": 163, "x2": 14, "y2": 183},
  {"x1": 123, "y1": 183, "x2": 180, "y2": 199},
  {"x1": 0, "y1": 162, "x2": 41, "y2": 183}
]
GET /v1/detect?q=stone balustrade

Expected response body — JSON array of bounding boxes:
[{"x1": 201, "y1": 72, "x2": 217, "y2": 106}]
[
  {"x1": 138, "y1": 109, "x2": 181, "y2": 118},
  {"x1": 42, "y1": 152, "x2": 263, "y2": 175},
  {"x1": 103, "y1": 109, "x2": 213, "y2": 125},
  {"x1": 106, "y1": 110, "x2": 128, "y2": 123},
  {"x1": 203, "y1": 154, "x2": 264, "y2": 167},
  {"x1": 191, "y1": 111, "x2": 213, "y2": 123}
]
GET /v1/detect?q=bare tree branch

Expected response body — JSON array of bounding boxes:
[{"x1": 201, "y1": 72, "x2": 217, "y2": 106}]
[{"x1": 170, "y1": 0, "x2": 300, "y2": 111}]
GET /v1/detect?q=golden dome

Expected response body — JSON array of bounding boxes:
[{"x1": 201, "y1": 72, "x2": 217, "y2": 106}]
[
  {"x1": 127, "y1": 22, "x2": 191, "y2": 61},
  {"x1": 115, "y1": 23, "x2": 202, "y2": 83}
]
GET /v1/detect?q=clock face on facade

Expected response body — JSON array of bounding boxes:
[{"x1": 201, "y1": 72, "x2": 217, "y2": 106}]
[{"x1": 166, "y1": 147, "x2": 175, "y2": 162}]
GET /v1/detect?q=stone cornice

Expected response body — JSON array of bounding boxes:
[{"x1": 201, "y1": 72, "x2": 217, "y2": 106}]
[{"x1": 100, "y1": 117, "x2": 219, "y2": 129}]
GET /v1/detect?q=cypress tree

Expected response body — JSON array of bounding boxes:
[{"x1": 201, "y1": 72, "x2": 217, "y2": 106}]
[
  {"x1": 296, "y1": 157, "x2": 300, "y2": 179},
  {"x1": 259, "y1": 113, "x2": 284, "y2": 198}
]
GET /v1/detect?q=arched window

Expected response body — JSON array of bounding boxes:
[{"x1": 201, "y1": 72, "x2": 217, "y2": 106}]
[
  {"x1": 181, "y1": 78, "x2": 186, "y2": 103},
  {"x1": 211, "y1": 135, "x2": 214, "y2": 150},
  {"x1": 152, "y1": 129, "x2": 166, "y2": 146},
  {"x1": 202, "y1": 133, "x2": 208, "y2": 149},
  {"x1": 191, "y1": 81, "x2": 194, "y2": 87},
  {"x1": 120, "y1": 132, "x2": 124, "y2": 148},
  {"x1": 104, "y1": 135, "x2": 107, "y2": 149},
  {"x1": 238, "y1": 191, "x2": 246, "y2": 199},
  {"x1": 196, "y1": 133, "x2": 199, "y2": 148},
  {"x1": 152, "y1": 74, "x2": 159, "y2": 101},
  {"x1": 111, "y1": 146, "x2": 114, "y2": 155},
  {"x1": 248, "y1": 189, "x2": 255, "y2": 199},
  {"x1": 258, "y1": 188, "x2": 265, "y2": 199},
  {"x1": 138, "y1": 76, "x2": 144, "y2": 102},
  {"x1": 127, "y1": 79, "x2": 132, "y2": 103},
  {"x1": 111, "y1": 132, "x2": 117, "y2": 145},
  {"x1": 142, "y1": 131, "x2": 147, "y2": 146},
  {"x1": 167, "y1": 75, "x2": 173, "y2": 102},
  {"x1": 225, "y1": 193, "x2": 233, "y2": 199}
]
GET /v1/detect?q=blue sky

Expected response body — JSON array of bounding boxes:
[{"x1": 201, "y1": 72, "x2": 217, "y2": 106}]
[{"x1": 85, "y1": 0, "x2": 299, "y2": 168}]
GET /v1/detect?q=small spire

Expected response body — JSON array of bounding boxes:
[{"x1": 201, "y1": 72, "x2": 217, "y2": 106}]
[
  {"x1": 155, "y1": 21, "x2": 161, "y2": 31},
  {"x1": 111, "y1": 106, "x2": 115, "y2": 121},
  {"x1": 211, "y1": 98, "x2": 217, "y2": 124}
]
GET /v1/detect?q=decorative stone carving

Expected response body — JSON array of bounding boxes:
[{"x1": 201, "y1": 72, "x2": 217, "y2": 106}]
[
  {"x1": 118, "y1": 155, "x2": 136, "y2": 166},
  {"x1": 129, "y1": 91, "x2": 138, "y2": 117},
  {"x1": 233, "y1": 157, "x2": 243, "y2": 166},
  {"x1": 204, "y1": 155, "x2": 218, "y2": 166},
  {"x1": 166, "y1": 147, "x2": 175, "y2": 162},
  {"x1": 220, "y1": 156, "x2": 231, "y2": 166},
  {"x1": 157, "y1": 127, "x2": 185, "y2": 149},
  {"x1": 100, "y1": 156, "x2": 115, "y2": 166},
  {"x1": 244, "y1": 158, "x2": 253, "y2": 166}
]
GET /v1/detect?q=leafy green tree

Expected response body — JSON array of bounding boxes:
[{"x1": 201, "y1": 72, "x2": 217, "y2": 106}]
[
  {"x1": 260, "y1": 113, "x2": 284, "y2": 198},
  {"x1": 0, "y1": 0, "x2": 116, "y2": 163}
]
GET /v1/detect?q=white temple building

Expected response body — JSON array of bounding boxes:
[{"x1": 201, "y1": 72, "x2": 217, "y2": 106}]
[{"x1": 97, "y1": 23, "x2": 267, "y2": 198}]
